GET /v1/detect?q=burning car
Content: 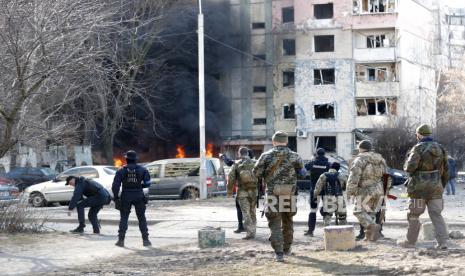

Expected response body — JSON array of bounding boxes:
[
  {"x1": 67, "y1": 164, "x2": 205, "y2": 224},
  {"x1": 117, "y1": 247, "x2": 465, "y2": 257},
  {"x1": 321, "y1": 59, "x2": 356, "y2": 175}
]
[{"x1": 144, "y1": 158, "x2": 227, "y2": 199}]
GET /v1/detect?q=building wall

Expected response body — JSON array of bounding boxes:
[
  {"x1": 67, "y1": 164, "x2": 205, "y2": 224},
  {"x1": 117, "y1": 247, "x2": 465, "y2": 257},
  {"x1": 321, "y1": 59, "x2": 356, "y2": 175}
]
[
  {"x1": 396, "y1": 0, "x2": 437, "y2": 126},
  {"x1": 221, "y1": 0, "x2": 274, "y2": 152}
]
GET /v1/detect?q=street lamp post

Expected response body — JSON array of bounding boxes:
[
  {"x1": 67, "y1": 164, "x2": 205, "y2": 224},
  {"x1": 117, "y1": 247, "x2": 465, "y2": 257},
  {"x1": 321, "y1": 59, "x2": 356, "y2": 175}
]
[{"x1": 198, "y1": 0, "x2": 207, "y2": 199}]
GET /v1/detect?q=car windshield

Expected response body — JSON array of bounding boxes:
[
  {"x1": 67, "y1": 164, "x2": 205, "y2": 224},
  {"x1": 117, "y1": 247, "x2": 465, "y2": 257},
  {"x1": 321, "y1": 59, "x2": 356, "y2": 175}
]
[{"x1": 40, "y1": 168, "x2": 56, "y2": 176}]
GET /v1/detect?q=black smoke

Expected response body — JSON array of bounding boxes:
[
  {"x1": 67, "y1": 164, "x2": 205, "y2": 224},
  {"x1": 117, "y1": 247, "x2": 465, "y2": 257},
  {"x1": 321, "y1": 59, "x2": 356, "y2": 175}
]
[{"x1": 113, "y1": 1, "x2": 238, "y2": 160}]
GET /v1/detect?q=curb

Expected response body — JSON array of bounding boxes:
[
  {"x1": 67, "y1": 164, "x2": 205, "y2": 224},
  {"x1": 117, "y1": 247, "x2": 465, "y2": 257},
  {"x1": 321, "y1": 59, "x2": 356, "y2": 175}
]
[{"x1": 42, "y1": 217, "x2": 465, "y2": 229}]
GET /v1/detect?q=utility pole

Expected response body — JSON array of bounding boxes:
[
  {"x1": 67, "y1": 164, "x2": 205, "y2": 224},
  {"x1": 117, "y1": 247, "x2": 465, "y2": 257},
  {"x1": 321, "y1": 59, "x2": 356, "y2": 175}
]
[{"x1": 198, "y1": 0, "x2": 207, "y2": 199}]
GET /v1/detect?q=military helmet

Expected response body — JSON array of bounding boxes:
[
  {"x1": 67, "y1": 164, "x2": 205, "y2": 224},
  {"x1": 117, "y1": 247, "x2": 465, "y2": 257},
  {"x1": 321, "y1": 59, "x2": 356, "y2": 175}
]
[{"x1": 416, "y1": 124, "x2": 432, "y2": 136}]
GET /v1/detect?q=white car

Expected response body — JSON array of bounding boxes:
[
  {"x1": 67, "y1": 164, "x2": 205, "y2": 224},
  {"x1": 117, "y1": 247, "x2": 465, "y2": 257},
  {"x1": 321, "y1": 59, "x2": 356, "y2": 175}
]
[{"x1": 25, "y1": 166, "x2": 118, "y2": 207}]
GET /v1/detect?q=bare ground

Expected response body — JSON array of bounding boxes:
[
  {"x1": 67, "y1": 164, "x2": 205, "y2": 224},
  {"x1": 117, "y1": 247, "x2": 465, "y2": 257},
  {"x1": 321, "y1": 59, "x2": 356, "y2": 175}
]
[{"x1": 37, "y1": 236, "x2": 465, "y2": 276}]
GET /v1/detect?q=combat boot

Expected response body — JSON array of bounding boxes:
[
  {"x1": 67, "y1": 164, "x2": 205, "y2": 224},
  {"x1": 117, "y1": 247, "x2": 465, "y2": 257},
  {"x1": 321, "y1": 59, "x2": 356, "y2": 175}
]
[
  {"x1": 283, "y1": 247, "x2": 292, "y2": 256},
  {"x1": 234, "y1": 225, "x2": 245, "y2": 233},
  {"x1": 397, "y1": 240, "x2": 415, "y2": 248},
  {"x1": 70, "y1": 225, "x2": 85, "y2": 234},
  {"x1": 363, "y1": 226, "x2": 372, "y2": 241},
  {"x1": 243, "y1": 234, "x2": 255, "y2": 240},
  {"x1": 275, "y1": 252, "x2": 284, "y2": 262},
  {"x1": 115, "y1": 238, "x2": 125, "y2": 247},
  {"x1": 304, "y1": 230, "x2": 314, "y2": 237},
  {"x1": 435, "y1": 243, "x2": 447, "y2": 250},
  {"x1": 370, "y1": 224, "x2": 382, "y2": 242},
  {"x1": 143, "y1": 238, "x2": 152, "y2": 247}
]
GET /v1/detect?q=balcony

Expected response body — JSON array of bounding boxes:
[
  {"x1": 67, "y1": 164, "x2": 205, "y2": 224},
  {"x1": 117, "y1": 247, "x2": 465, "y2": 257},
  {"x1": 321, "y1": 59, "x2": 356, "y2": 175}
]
[
  {"x1": 354, "y1": 47, "x2": 395, "y2": 62},
  {"x1": 356, "y1": 81, "x2": 399, "y2": 97}
]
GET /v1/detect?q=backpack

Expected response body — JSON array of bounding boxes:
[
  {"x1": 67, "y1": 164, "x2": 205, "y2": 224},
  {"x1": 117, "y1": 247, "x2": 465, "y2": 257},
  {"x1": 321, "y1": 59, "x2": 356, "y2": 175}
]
[
  {"x1": 323, "y1": 172, "x2": 343, "y2": 197},
  {"x1": 237, "y1": 159, "x2": 257, "y2": 190}
]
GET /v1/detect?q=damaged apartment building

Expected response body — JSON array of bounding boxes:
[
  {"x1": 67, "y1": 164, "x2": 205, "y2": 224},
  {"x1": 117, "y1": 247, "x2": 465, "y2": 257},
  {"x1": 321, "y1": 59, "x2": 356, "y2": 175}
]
[{"x1": 220, "y1": 0, "x2": 447, "y2": 160}]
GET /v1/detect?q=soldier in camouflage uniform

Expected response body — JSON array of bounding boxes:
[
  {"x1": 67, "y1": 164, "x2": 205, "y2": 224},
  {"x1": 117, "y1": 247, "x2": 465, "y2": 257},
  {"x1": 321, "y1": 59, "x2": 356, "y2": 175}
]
[
  {"x1": 228, "y1": 147, "x2": 258, "y2": 240},
  {"x1": 314, "y1": 162, "x2": 347, "y2": 226},
  {"x1": 253, "y1": 131, "x2": 304, "y2": 262},
  {"x1": 347, "y1": 140, "x2": 387, "y2": 242},
  {"x1": 398, "y1": 124, "x2": 449, "y2": 249}
]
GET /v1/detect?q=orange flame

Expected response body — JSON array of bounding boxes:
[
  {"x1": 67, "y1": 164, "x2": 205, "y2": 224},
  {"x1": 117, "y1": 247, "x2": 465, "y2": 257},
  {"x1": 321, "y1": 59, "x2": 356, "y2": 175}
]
[
  {"x1": 206, "y1": 143, "x2": 214, "y2": 158},
  {"x1": 113, "y1": 157, "x2": 125, "y2": 167},
  {"x1": 176, "y1": 145, "x2": 186, "y2": 158}
]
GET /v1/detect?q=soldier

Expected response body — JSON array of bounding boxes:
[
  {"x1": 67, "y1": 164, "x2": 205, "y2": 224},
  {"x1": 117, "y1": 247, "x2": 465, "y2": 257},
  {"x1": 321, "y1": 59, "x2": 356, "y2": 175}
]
[
  {"x1": 112, "y1": 150, "x2": 151, "y2": 247},
  {"x1": 67, "y1": 176, "x2": 111, "y2": 234},
  {"x1": 313, "y1": 162, "x2": 347, "y2": 226},
  {"x1": 227, "y1": 147, "x2": 258, "y2": 240},
  {"x1": 347, "y1": 140, "x2": 386, "y2": 242},
  {"x1": 253, "y1": 131, "x2": 304, "y2": 262},
  {"x1": 398, "y1": 124, "x2": 449, "y2": 249},
  {"x1": 304, "y1": 148, "x2": 330, "y2": 237}
]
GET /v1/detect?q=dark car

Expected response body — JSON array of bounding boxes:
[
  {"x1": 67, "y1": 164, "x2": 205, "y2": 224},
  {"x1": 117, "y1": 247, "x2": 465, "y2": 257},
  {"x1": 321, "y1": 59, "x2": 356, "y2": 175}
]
[
  {"x1": 0, "y1": 184, "x2": 20, "y2": 208},
  {"x1": 4, "y1": 167, "x2": 57, "y2": 191}
]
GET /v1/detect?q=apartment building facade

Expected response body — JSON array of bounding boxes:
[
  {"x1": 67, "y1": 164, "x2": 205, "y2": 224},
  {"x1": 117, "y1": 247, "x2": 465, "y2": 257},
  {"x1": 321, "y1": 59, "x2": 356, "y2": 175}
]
[
  {"x1": 271, "y1": 0, "x2": 439, "y2": 160},
  {"x1": 220, "y1": 0, "x2": 445, "y2": 161}
]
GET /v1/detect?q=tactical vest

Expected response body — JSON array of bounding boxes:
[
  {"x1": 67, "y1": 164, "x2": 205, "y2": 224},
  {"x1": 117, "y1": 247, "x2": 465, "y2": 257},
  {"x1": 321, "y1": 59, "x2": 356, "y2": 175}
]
[
  {"x1": 122, "y1": 166, "x2": 143, "y2": 191},
  {"x1": 236, "y1": 158, "x2": 256, "y2": 190},
  {"x1": 310, "y1": 159, "x2": 330, "y2": 184},
  {"x1": 321, "y1": 172, "x2": 343, "y2": 197}
]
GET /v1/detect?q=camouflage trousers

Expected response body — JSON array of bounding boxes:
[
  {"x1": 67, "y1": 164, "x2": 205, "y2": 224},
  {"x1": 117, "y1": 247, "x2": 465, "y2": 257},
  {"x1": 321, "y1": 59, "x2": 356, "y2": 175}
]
[
  {"x1": 265, "y1": 195, "x2": 296, "y2": 253},
  {"x1": 406, "y1": 198, "x2": 448, "y2": 245},
  {"x1": 353, "y1": 194, "x2": 383, "y2": 227},
  {"x1": 237, "y1": 192, "x2": 257, "y2": 237}
]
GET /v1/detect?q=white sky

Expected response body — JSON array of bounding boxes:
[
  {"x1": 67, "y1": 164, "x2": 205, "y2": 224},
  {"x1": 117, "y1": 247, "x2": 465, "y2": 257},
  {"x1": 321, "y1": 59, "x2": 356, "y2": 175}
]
[{"x1": 446, "y1": 0, "x2": 465, "y2": 8}]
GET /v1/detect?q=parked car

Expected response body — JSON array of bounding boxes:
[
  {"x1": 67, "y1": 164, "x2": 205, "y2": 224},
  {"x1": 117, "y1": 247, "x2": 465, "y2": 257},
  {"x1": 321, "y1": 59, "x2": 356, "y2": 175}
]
[
  {"x1": 0, "y1": 184, "x2": 20, "y2": 208},
  {"x1": 25, "y1": 166, "x2": 118, "y2": 207},
  {"x1": 3, "y1": 167, "x2": 57, "y2": 191},
  {"x1": 145, "y1": 158, "x2": 227, "y2": 200},
  {"x1": 0, "y1": 176, "x2": 15, "y2": 186},
  {"x1": 456, "y1": 172, "x2": 465, "y2": 184}
]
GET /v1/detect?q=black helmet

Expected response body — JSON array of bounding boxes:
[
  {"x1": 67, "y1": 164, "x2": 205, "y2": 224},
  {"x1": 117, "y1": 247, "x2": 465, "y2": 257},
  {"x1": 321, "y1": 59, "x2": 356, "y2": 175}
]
[
  {"x1": 316, "y1": 148, "x2": 326, "y2": 156},
  {"x1": 124, "y1": 150, "x2": 138, "y2": 161}
]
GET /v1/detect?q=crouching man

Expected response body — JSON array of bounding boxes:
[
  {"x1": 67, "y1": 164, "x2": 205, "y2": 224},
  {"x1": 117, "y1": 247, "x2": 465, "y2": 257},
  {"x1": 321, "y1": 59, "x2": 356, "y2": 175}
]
[
  {"x1": 67, "y1": 176, "x2": 111, "y2": 234},
  {"x1": 314, "y1": 162, "x2": 347, "y2": 226}
]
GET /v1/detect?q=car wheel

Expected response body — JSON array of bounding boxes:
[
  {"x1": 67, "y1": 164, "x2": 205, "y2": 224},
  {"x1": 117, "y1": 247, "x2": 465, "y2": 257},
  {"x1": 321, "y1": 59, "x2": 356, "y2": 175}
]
[
  {"x1": 182, "y1": 187, "x2": 199, "y2": 200},
  {"x1": 30, "y1": 192, "x2": 46, "y2": 207},
  {"x1": 59, "y1": 202, "x2": 70, "y2": 206}
]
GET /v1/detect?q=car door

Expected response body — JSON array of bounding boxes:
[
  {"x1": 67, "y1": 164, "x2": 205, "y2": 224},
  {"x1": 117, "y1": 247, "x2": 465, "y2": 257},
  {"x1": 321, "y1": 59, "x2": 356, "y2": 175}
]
[
  {"x1": 145, "y1": 164, "x2": 162, "y2": 198},
  {"x1": 159, "y1": 162, "x2": 194, "y2": 197},
  {"x1": 209, "y1": 159, "x2": 226, "y2": 194},
  {"x1": 44, "y1": 168, "x2": 81, "y2": 202}
]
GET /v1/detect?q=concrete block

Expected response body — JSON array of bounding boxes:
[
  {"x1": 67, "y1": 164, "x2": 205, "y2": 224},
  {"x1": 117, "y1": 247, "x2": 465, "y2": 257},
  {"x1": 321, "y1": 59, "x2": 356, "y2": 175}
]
[
  {"x1": 198, "y1": 227, "x2": 225, "y2": 249},
  {"x1": 421, "y1": 222, "x2": 449, "y2": 240},
  {"x1": 324, "y1": 225, "x2": 356, "y2": 251}
]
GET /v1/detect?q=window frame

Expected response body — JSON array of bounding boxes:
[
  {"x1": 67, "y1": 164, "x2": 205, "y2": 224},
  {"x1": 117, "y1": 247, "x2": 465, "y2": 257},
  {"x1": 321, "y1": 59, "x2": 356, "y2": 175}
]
[
  {"x1": 314, "y1": 35, "x2": 335, "y2": 52},
  {"x1": 282, "y1": 7, "x2": 295, "y2": 23}
]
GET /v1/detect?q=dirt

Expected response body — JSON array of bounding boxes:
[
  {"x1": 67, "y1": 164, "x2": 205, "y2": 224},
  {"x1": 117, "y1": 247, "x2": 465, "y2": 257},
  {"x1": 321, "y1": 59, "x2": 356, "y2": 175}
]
[{"x1": 38, "y1": 236, "x2": 465, "y2": 276}]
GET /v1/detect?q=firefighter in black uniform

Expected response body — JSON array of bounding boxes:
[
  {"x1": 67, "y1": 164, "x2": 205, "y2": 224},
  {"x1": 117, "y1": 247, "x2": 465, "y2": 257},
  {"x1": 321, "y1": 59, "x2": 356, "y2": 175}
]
[
  {"x1": 67, "y1": 176, "x2": 111, "y2": 234},
  {"x1": 304, "y1": 148, "x2": 331, "y2": 236},
  {"x1": 112, "y1": 150, "x2": 151, "y2": 247}
]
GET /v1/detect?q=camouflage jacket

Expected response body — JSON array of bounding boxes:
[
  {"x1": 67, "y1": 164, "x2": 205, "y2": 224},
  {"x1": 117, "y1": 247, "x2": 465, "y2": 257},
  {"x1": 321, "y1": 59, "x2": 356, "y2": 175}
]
[
  {"x1": 347, "y1": 152, "x2": 387, "y2": 197},
  {"x1": 404, "y1": 138, "x2": 449, "y2": 199},
  {"x1": 228, "y1": 157, "x2": 257, "y2": 194},
  {"x1": 314, "y1": 169, "x2": 347, "y2": 197},
  {"x1": 253, "y1": 146, "x2": 304, "y2": 194}
]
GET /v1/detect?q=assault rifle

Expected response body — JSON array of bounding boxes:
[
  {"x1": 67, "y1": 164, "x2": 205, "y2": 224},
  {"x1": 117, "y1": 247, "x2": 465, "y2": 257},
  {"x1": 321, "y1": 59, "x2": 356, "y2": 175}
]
[{"x1": 379, "y1": 173, "x2": 398, "y2": 223}]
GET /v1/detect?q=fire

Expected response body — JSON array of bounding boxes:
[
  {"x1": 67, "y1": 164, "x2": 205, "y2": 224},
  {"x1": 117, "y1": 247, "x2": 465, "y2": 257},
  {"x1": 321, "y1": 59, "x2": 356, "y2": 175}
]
[
  {"x1": 206, "y1": 143, "x2": 214, "y2": 158},
  {"x1": 176, "y1": 145, "x2": 186, "y2": 158},
  {"x1": 113, "y1": 157, "x2": 125, "y2": 167}
]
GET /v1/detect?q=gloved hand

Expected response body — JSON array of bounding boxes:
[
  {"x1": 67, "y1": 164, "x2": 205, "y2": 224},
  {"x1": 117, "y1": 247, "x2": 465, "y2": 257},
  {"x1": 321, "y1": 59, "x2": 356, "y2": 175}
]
[{"x1": 114, "y1": 198, "x2": 121, "y2": 210}]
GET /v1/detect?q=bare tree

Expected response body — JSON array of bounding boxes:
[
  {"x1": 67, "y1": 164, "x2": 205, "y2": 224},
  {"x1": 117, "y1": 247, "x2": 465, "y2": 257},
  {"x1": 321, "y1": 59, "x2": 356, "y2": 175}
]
[
  {"x1": 71, "y1": 0, "x2": 171, "y2": 163},
  {"x1": 0, "y1": 0, "x2": 117, "y2": 159}
]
